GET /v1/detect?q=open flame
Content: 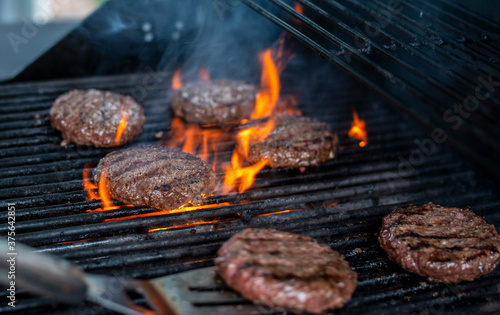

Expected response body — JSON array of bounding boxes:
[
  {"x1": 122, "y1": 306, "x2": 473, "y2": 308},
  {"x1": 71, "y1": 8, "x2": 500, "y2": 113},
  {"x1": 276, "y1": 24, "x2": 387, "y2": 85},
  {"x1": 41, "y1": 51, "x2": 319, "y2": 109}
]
[
  {"x1": 294, "y1": 2, "x2": 304, "y2": 14},
  {"x1": 105, "y1": 202, "x2": 231, "y2": 222},
  {"x1": 223, "y1": 153, "x2": 269, "y2": 193},
  {"x1": 97, "y1": 169, "x2": 115, "y2": 209},
  {"x1": 348, "y1": 108, "x2": 368, "y2": 147},
  {"x1": 114, "y1": 106, "x2": 128, "y2": 146},
  {"x1": 149, "y1": 219, "x2": 223, "y2": 232},
  {"x1": 223, "y1": 45, "x2": 287, "y2": 193},
  {"x1": 83, "y1": 164, "x2": 133, "y2": 212},
  {"x1": 198, "y1": 66, "x2": 210, "y2": 81},
  {"x1": 83, "y1": 164, "x2": 99, "y2": 201},
  {"x1": 251, "y1": 50, "x2": 280, "y2": 119},
  {"x1": 78, "y1": 39, "x2": 305, "y2": 230},
  {"x1": 172, "y1": 68, "x2": 182, "y2": 90},
  {"x1": 161, "y1": 118, "x2": 228, "y2": 171}
]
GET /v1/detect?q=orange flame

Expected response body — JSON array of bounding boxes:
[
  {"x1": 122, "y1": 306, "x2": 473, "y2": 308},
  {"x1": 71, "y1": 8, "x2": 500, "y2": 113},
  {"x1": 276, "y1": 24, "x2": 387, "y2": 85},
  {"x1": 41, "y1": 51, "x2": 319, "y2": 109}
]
[
  {"x1": 162, "y1": 118, "x2": 228, "y2": 171},
  {"x1": 237, "y1": 119, "x2": 275, "y2": 158},
  {"x1": 105, "y1": 202, "x2": 231, "y2": 222},
  {"x1": 223, "y1": 42, "x2": 290, "y2": 193},
  {"x1": 256, "y1": 208, "x2": 304, "y2": 217},
  {"x1": 348, "y1": 108, "x2": 368, "y2": 147},
  {"x1": 172, "y1": 68, "x2": 182, "y2": 90},
  {"x1": 276, "y1": 95, "x2": 301, "y2": 116},
  {"x1": 324, "y1": 202, "x2": 339, "y2": 207},
  {"x1": 198, "y1": 66, "x2": 210, "y2": 81},
  {"x1": 223, "y1": 153, "x2": 269, "y2": 193},
  {"x1": 149, "y1": 219, "x2": 223, "y2": 232},
  {"x1": 294, "y1": 2, "x2": 304, "y2": 14},
  {"x1": 83, "y1": 164, "x2": 99, "y2": 200},
  {"x1": 83, "y1": 165, "x2": 133, "y2": 212},
  {"x1": 251, "y1": 49, "x2": 280, "y2": 119},
  {"x1": 164, "y1": 39, "x2": 294, "y2": 194},
  {"x1": 98, "y1": 169, "x2": 114, "y2": 210},
  {"x1": 114, "y1": 106, "x2": 128, "y2": 146}
]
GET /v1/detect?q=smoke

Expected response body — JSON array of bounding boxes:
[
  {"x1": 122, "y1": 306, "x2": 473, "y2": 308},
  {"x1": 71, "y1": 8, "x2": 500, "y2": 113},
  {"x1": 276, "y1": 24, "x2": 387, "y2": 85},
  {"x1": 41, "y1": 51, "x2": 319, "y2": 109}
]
[
  {"x1": 156, "y1": 1, "x2": 285, "y2": 83},
  {"x1": 68, "y1": 0, "x2": 355, "y2": 116}
]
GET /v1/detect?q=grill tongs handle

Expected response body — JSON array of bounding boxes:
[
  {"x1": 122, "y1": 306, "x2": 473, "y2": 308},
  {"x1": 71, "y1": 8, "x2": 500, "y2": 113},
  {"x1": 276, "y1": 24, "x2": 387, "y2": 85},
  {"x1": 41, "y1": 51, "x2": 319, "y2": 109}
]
[
  {"x1": 0, "y1": 239, "x2": 163, "y2": 315},
  {"x1": 0, "y1": 239, "x2": 87, "y2": 304}
]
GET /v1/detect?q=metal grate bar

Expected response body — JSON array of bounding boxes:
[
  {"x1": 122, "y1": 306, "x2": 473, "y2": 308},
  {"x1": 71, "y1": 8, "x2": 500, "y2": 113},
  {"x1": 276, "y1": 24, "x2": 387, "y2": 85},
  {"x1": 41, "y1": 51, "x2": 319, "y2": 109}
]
[
  {"x1": 0, "y1": 70, "x2": 498, "y2": 314},
  {"x1": 241, "y1": 0, "x2": 500, "y2": 181}
]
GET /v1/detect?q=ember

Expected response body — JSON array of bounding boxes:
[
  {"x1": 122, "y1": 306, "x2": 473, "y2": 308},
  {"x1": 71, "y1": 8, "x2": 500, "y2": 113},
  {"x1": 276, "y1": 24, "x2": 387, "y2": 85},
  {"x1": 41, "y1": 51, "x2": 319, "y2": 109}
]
[
  {"x1": 198, "y1": 66, "x2": 210, "y2": 81},
  {"x1": 172, "y1": 68, "x2": 182, "y2": 90},
  {"x1": 114, "y1": 106, "x2": 128, "y2": 146},
  {"x1": 294, "y1": 2, "x2": 304, "y2": 15},
  {"x1": 105, "y1": 202, "x2": 231, "y2": 222},
  {"x1": 349, "y1": 108, "x2": 368, "y2": 147}
]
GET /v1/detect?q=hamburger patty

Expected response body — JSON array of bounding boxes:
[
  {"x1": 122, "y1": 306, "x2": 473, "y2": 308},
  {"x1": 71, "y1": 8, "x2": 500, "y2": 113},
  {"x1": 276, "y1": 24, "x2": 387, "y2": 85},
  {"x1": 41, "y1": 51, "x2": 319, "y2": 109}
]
[
  {"x1": 215, "y1": 228, "x2": 357, "y2": 313},
  {"x1": 378, "y1": 203, "x2": 500, "y2": 283},
  {"x1": 237, "y1": 114, "x2": 338, "y2": 168},
  {"x1": 170, "y1": 79, "x2": 257, "y2": 126},
  {"x1": 94, "y1": 145, "x2": 216, "y2": 210},
  {"x1": 50, "y1": 89, "x2": 146, "y2": 147}
]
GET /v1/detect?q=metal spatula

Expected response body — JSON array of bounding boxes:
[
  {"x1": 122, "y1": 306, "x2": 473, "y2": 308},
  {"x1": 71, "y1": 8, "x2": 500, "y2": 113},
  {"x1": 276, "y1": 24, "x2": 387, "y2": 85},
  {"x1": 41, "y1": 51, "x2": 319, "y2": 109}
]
[{"x1": 0, "y1": 240, "x2": 270, "y2": 315}]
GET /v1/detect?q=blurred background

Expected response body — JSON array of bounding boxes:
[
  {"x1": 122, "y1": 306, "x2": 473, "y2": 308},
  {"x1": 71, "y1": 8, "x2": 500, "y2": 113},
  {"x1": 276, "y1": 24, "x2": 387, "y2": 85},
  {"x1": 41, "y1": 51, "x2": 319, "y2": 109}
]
[
  {"x1": 0, "y1": 0, "x2": 107, "y2": 82},
  {"x1": 0, "y1": 0, "x2": 105, "y2": 24}
]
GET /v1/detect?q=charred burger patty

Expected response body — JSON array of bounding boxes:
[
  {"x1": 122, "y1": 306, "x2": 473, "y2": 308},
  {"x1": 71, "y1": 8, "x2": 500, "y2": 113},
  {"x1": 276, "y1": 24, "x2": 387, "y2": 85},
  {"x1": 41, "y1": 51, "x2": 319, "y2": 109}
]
[
  {"x1": 378, "y1": 202, "x2": 500, "y2": 283},
  {"x1": 170, "y1": 79, "x2": 257, "y2": 126},
  {"x1": 50, "y1": 89, "x2": 146, "y2": 147},
  {"x1": 94, "y1": 145, "x2": 216, "y2": 210},
  {"x1": 215, "y1": 228, "x2": 357, "y2": 313},
  {"x1": 237, "y1": 114, "x2": 338, "y2": 168}
]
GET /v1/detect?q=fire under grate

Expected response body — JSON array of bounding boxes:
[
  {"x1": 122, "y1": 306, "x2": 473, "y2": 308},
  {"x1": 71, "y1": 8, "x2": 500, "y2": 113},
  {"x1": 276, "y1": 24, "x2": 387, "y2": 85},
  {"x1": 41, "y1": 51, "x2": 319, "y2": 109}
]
[{"x1": 0, "y1": 72, "x2": 499, "y2": 314}]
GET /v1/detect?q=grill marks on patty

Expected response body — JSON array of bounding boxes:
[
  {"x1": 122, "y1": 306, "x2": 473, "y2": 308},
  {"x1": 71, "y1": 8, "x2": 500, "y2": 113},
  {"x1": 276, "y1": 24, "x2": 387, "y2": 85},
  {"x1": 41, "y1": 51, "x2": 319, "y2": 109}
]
[
  {"x1": 238, "y1": 114, "x2": 339, "y2": 168},
  {"x1": 378, "y1": 203, "x2": 500, "y2": 283},
  {"x1": 216, "y1": 228, "x2": 357, "y2": 314},
  {"x1": 50, "y1": 89, "x2": 146, "y2": 147},
  {"x1": 94, "y1": 145, "x2": 216, "y2": 210},
  {"x1": 170, "y1": 79, "x2": 257, "y2": 126}
]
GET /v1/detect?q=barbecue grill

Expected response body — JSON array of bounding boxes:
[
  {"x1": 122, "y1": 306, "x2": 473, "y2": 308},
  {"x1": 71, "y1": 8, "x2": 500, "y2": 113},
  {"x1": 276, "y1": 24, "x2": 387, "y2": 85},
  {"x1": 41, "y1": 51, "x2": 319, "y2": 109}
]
[{"x1": 1, "y1": 0, "x2": 499, "y2": 314}]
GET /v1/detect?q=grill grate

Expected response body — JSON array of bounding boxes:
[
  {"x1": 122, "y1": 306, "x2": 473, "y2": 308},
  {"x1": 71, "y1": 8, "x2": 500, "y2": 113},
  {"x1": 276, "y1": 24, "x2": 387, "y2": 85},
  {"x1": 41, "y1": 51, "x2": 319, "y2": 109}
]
[
  {"x1": 241, "y1": 0, "x2": 500, "y2": 182},
  {"x1": 0, "y1": 71, "x2": 499, "y2": 315}
]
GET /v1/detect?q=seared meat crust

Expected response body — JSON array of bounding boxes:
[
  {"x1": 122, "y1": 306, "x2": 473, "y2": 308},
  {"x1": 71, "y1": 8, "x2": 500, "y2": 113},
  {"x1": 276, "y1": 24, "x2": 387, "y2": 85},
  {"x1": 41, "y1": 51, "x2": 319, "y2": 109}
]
[
  {"x1": 379, "y1": 203, "x2": 500, "y2": 283},
  {"x1": 237, "y1": 114, "x2": 338, "y2": 168},
  {"x1": 94, "y1": 145, "x2": 216, "y2": 210},
  {"x1": 216, "y1": 228, "x2": 357, "y2": 313},
  {"x1": 170, "y1": 79, "x2": 256, "y2": 126},
  {"x1": 50, "y1": 89, "x2": 145, "y2": 147}
]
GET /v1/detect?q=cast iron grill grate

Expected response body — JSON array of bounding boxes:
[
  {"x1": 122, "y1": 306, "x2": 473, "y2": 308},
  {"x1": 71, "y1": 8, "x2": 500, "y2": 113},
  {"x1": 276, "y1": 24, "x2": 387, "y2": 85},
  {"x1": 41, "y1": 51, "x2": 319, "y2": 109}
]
[
  {"x1": 241, "y1": 0, "x2": 500, "y2": 182},
  {"x1": 0, "y1": 72, "x2": 498, "y2": 314}
]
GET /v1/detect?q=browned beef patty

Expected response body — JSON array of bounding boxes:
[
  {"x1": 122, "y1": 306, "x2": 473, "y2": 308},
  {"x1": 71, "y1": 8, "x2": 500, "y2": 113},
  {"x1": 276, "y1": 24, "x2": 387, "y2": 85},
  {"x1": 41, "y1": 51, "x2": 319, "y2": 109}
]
[
  {"x1": 215, "y1": 228, "x2": 357, "y2": 313},
  {"x1": 237, "y1": 114, "x2": 338, "y2": 168},
  {"x1": 170, "y1": 79, "x2": 257, "y2": 126},
  {"x1": 94, "y1": 145, "x2": 216, "y2": 210},
  {"x1": 379, "y1": 203, "x2": 500, "y2": 283},
  {"x1": 50, "y1": 89, "x2": 146, "y2": 147}
]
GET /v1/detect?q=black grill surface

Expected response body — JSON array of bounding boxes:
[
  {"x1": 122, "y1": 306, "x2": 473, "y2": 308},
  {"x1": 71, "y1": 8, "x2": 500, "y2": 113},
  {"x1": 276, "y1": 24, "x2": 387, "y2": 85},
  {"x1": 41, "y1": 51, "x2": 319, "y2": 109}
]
[
  {"x1": 0, "y1": 72, "x2": 499, "y2": 314},
  {"x1": 241, "y1": 0, "x2": 500, "y2": 182}
]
